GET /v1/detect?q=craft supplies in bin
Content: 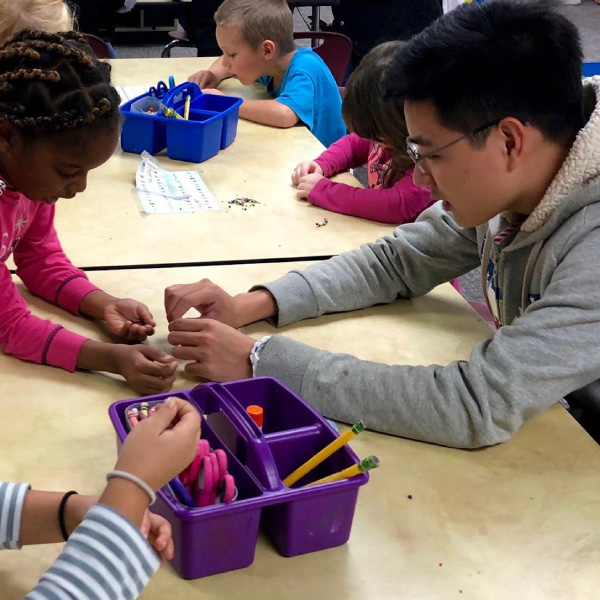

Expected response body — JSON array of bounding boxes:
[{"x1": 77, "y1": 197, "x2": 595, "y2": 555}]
[
  {"x1": 123, "y1": 400, "x2": 238, "y2": 508},
  {"x1": 120, "y1": 81, "x2": 243, "y2": 163},
  {"x1": 108, "y1": 377, "x2": 370, "y2": 579}
]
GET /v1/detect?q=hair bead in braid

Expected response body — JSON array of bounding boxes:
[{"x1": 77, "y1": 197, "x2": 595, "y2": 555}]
[
  {"x1": 0, "y1": 68, "x2": 60, "y2": 84},
  {"x1": 5, "y1": 29, "x2": 85, "y2": 46},
  {"x1": 0, "y1": 100, "x2": 26, "y2": 112},
  {"x1": 0, "y1": 47, "x2": 41, "y2": 62},
  {"x1": 0, "y1": 29, "x2": 119, "y2": 134},
  {"x1": 6, "y1": 40, "x2": 96, "y2": 67}
]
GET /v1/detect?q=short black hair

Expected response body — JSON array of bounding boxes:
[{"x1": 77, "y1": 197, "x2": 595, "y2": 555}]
[{"x1": 383, "y1": 0, "x2": 584, "y2": 146}]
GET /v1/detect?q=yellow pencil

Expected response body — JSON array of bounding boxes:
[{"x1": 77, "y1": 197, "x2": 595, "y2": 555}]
[
  {"x1": 159, "y1": 103, "x2": 184, "y2": 120},
  {"x1": 184, "y1": 94, "x2": 191, "y2": 120},
  {"x1": 283, "y1": 421, "x2": 365, "y2": 487},
  {"x1": 305, "y1": 455, "x2": 379, "y2": 487}
]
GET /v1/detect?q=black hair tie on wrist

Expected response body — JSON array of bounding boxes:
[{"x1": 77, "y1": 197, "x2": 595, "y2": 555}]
[{"x1": 58, "y1": 490, "x2": 79, "y2": 541}]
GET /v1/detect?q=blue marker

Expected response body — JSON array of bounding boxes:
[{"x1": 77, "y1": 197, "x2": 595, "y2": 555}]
[
  {"x1": 168, "y1": 477, "x2": 195, "y2": 507},
  {"x1": 168, "y1": 75, "x2": 175, "y2": 89}
]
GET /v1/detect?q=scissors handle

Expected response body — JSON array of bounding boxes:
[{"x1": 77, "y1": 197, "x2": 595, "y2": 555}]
[{"x1": 149, "y1": 80, "x2": 169, "y2": 99}]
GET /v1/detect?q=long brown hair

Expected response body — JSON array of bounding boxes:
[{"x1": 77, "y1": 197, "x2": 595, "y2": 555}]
[{"x1": 342, "y1": 41, "x2": 413, "y2": 186}]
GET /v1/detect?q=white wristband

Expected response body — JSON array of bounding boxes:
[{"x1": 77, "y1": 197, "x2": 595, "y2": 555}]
[
  {"x1": 250, "y1": 336, "x2": 271, "y2": 376},
  {"x1": 106, "y1": 470, "x2": 156, "y2": 506}
]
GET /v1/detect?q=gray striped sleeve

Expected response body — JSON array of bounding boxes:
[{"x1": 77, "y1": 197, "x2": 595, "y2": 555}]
[
  {"x1": 0, "y1": 482, "x2": 30, "y2": 549},
  {"x1": 25, "y1": 504, "x2": 160, "y2": 600}
]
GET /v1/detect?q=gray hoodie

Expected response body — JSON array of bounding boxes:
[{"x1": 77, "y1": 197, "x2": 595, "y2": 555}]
[{"x1": 253, "y1": 77, "x2": 600, "y2": 449}]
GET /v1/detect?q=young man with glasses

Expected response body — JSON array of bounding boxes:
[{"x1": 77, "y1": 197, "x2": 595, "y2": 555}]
[{"x1": 164, "y1": 0, "x2": 600, "y2": 447}]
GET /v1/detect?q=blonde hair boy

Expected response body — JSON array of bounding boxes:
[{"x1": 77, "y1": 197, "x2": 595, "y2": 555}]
[
  {"x1": 215, "y1": 0, "x2": 295, "y2": 55},
  {"x1": 188, "y1": 0, "x2": 345, "y2": 146},
  {"x1": 0, "y1": 0, "x2": 73, "y2": 45}
]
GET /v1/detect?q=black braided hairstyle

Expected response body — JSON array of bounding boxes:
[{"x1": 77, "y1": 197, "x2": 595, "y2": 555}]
[{"x1": 0, "y1": 29, "x2": 120, "y2": 134}]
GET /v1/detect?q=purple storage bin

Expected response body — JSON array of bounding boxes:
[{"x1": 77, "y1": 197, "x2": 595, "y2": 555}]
[
  {"x1": 109, "y1": 388, "x2": 265, "y2": 579},
  {"x1": 261, "y1": 428, "x2": 363, "y2": 556},
  {"x1": 217, "y1": 378, "x2": 323, "y2": 433},
  {"x1": 108, "y1": 378, "x2": 368, "y2": 579}
]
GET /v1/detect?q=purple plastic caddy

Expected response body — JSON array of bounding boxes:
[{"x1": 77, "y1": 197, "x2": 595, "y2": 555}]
[{"x1": 108, "y1": 377, "x2": 368, "y2": 579}]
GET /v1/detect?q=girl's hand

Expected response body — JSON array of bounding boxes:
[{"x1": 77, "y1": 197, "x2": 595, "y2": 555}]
[
  {"x1": 116, "y1": 397, "x2": 202, "y2": 491},
  {"x1": 113, "y1": 345, "x2": 178, "y2": 395},
  {"x1": 202, "y1": 88, "x2": 224, "y2": 96},
  {"x1": 65, "y1": 494, "x2": 175, "y2": 560},
  {"x1": 104, "y1": 299, "x2": 156, "y2": 342},
  {"x1": 141, "y1": 511, "x2": 175, "y2": 561},
  {"x1": 296, "y1": 173, "x2": 325, "y2": 200},
  {"x1": 292, "y1": 160, "x2": 323, "y2": 186}
]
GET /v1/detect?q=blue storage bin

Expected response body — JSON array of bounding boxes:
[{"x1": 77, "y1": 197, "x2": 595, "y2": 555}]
[
  {"x1": 166, "y1": 111, "x2": 223, "y2": 163},
  {"x1": 120, "y1": 82, "x2": 243, "y2": 163},
  {"x1": 164, "y1": 82, "x2": 243, "y2": 151},
  {"x1": 120, "y1": 95, "x2": 169, "y2": 155}
]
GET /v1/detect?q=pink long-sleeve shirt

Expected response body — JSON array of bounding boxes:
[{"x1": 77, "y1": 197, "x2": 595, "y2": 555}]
[
  {"x1": 0, "y1": 178, "x2": 98, "y2": 371},
  {"x1": 311, "y1": 133, "x2": 434, "y2": 224}
]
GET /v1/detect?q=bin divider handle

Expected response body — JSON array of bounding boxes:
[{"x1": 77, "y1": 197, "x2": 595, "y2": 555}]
[{"x1": 213, "y1": 384, "x2": 283, "y2": 492}]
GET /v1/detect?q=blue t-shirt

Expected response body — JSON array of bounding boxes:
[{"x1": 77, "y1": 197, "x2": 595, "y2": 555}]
[{"x1": 258, "y1": 48, "x2": 346, "y2": 147}]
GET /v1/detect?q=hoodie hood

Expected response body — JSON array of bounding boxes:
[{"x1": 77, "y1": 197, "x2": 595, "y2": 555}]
[{"x1": 521, "y1": 75, "x2": 600, "y2": 234}]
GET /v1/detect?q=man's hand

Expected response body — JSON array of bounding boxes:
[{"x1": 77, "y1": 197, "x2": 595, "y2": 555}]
[
  {"x1": 164, "y1": 279, "x2": 240, "y2": 325},
  {"x1": 168, "y1": 318, "x2": 255, "y2": 381}
]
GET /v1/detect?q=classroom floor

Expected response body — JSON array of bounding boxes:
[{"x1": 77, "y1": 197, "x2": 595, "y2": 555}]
[{"x1": 112, "y1": 1, "x2": 600, "y2": 301}]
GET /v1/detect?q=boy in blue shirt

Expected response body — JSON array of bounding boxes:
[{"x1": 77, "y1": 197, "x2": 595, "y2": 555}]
[{"x1": 188, "y1": 0, "x2": 345, "y2": 147}]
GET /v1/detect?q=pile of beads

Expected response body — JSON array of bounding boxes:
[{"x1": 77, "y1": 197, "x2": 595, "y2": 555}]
[{"x1": 228, "y1": 197, "x2": 260, "y2": 211}]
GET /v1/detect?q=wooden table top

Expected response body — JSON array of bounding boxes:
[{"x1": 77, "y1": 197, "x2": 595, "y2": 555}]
[
  {"x1": 2, "y1": 262, "x2": 599, "y2": 599},
  {"x1": 28, "y1": 57, "x2": 392, "y2": 271}
]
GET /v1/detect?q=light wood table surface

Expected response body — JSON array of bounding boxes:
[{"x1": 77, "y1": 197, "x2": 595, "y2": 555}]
[
  {"x1": 41, "y1": 57, "x2": 391, "y2": 270},
  {"x1": 2, "y1": 263, "x2": 599, "y2": 599}
]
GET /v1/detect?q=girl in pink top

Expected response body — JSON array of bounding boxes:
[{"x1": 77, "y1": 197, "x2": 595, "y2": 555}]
[
  {"x1": 291, "y1": 41, "x2": 434, "y2": 225},
  {"x1": 0, "y1": 30, "x2": 177, "y2": 394}
]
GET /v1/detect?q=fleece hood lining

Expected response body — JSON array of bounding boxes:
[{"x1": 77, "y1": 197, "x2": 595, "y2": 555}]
[{"x1": 521, "y1": 76, "x2": 600, "y2": 233}]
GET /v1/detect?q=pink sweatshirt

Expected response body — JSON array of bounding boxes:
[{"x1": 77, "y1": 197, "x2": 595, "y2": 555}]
[
  {"x1": 0, "y1": 178, "x2": 98, "y2": 372},
  {"x1": 311, "y1": 133, "x2": 434, "y2": 224}
]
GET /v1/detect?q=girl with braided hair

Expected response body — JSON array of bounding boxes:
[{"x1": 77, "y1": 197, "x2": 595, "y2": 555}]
[{"x1": 0, "y1": 30, "x2": 178, "y2": 394}]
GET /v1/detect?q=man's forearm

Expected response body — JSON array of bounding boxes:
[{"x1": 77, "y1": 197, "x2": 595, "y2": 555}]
[{"x1": 234, "y1": 289, "x2": 278, "y2": 326}]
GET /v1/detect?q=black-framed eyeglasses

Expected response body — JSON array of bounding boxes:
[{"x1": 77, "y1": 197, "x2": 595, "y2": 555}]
[{"x1": 406, "y1": 119, "x2": 502, "y2": 174}]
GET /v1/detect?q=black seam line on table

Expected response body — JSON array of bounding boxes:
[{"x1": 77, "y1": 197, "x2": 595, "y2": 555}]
[{"x1": 8, "y1": 255, "x2": 335, "y2": 275}]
